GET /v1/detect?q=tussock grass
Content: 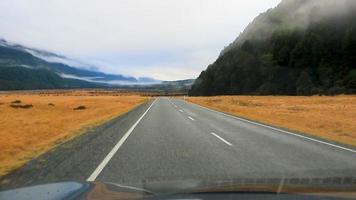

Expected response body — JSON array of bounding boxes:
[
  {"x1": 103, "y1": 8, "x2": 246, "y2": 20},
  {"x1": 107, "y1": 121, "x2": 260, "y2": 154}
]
[
  {"x1": 0, "y1": 90, "x2": 148, "y2": 177},
  {"x1": 187, "y1": 95, "x2": 356, "y2": 147}
]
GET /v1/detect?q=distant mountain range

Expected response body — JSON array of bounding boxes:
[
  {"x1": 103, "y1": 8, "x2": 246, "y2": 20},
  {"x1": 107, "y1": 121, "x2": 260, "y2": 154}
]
[
  {"x1": 0, "y1": 39, "x2": 172, "y2": 90},
  {"x1": 190, "y1": 0, "x2": 356, "y2": 96},
  {"x1": 142, "y1": 79, "x2": 195, "y2": 93}
]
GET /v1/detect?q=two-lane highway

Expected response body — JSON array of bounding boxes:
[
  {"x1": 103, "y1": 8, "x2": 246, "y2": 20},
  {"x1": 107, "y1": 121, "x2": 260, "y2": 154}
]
[
  {"x1": 90, "y1": 97, "x2": 356, "y2": 185},
  {"x1": 1, "y1": 97, "x2": 356, "y2": 190}
]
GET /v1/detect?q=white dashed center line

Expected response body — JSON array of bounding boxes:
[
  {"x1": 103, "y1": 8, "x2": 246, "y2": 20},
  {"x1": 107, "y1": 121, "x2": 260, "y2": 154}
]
[{"x1": 188, "y1": 116, "x2": 195, "y2": 121}]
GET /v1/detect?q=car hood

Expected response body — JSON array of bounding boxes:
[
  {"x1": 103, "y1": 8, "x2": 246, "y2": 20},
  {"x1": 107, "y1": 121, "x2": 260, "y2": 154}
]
[{"x1": 0, "y1": 178, "x2": 355, "y2": 200}]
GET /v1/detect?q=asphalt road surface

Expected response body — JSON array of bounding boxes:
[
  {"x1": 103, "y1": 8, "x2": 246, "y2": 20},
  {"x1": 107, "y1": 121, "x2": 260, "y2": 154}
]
[{"x1": 1, "y1": 97, "x2": 356, "y2": 190}]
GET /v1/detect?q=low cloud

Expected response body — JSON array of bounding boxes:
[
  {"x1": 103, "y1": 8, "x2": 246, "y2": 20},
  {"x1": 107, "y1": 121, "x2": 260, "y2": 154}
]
[{"x1": 0, "y1": 0, "x2": 281, "y2": 80}]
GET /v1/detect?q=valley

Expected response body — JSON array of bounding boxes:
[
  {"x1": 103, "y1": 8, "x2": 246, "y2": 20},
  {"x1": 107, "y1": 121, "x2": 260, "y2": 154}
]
[{"x1": 0, "y1": 90, "x2": 148, "y2": 176}]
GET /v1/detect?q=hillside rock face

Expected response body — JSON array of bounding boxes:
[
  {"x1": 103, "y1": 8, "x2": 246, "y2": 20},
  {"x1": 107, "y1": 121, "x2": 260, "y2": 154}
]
[{"x1": 189, "y1": 0, "x2": 356, "y2": 96}]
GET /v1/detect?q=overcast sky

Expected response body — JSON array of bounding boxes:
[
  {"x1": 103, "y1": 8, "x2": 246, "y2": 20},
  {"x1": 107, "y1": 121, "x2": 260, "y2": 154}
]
[{"x1": 0, "y1": 0, "x2": 281, "y2": 80}]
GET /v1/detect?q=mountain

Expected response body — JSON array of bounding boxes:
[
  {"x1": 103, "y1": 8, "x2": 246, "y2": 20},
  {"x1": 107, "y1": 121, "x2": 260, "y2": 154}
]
[
  {"x1": 0, "y1": 45, "x2": 102, "y2": 90},
  {"x1": 0, "y1": 67, "x2": 100, "y2": 90},
  {"x1": 0, "y1": 38, "x2": 86, "y2": 68},
  {"x1": 189, "y1": 0, "x2": 356, "y2": 96},
  {"x1": 159, "y1": 79, "x2": 195, "y2": 92},
  {"x1": 0, "y1": 39, "x2": 160, "y2": 90},
  {"x1": 117, "y1": 79, "x2": 195, "y2": 94}
]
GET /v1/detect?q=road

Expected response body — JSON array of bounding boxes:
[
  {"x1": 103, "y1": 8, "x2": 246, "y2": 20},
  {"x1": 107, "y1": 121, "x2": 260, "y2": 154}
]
[{"x1": 1, "y1": 97, "x2": 356, "y2": 190}]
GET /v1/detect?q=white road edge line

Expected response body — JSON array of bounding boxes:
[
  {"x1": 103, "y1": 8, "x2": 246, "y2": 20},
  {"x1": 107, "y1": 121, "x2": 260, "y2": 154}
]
[
  {"x1": 187, "y1": 101, "x2": 356, "y2": 153},
  {"x1": 188, "y1": 116, "x2": 195, "y2": 121},
  {"x1": 211, "y1": 132, "x2": 232, "y2": 146},
  {"x1": 87, "y1": 98, "x2": 157, "y2": 181}
]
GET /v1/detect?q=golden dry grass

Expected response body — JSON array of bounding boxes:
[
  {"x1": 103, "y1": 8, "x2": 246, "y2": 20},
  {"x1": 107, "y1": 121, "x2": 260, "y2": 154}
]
[
  {"x1": 187, "y1": 96, "x2": 356, "y2": 147},
  {"x1": 0, "y1": 90, "x2": 148, "y2": 176}
]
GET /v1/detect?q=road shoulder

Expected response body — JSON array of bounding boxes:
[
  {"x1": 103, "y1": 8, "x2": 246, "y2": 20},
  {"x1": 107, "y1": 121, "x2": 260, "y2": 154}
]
[
  {"x1": 0, "y1": 100, "x2": 153, "y2": 191},
  {"x1": 183, "y1": 99, "x2": 356, "y2": 153}
]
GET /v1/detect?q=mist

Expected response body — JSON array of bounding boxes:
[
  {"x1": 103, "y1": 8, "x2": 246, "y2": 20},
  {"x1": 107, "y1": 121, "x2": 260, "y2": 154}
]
[
  {"x1": 222, "y1": 0, "x2": 356, "y2": 55},
  {"x1": 0, "y1": 0, "x2": 281, "y2": 80}
]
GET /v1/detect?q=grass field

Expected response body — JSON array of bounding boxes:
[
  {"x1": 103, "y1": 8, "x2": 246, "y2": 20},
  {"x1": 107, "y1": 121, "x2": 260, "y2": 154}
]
[
  {"x1": 0, "y1": 90, "x2": 148, "y2": 177},
  {"x1": 187, "y1": 96, "x2": 356, "y2": 147}
]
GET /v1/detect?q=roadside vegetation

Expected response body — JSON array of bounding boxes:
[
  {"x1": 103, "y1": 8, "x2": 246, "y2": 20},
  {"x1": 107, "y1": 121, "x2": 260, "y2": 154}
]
[
  {"x1": 187, "y1": 95, "x2": 356, "y2": 147},
  {"x1": 0, "y1": 90, "x2": 148, "y2": 177}
]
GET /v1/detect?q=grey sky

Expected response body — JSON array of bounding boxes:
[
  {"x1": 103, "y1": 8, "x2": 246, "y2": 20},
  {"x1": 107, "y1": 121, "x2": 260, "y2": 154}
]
[{"x1": 0, "y1": 0, "x2": 281, "y2": 80}]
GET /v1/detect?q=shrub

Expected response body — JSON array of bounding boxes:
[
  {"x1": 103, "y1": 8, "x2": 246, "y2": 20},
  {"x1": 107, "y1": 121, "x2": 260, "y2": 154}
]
[
  {"x1": 296, "y1": 71, "x2": 314, "y2": 96},
  {"x1": 345, "y1": 69, "x2": 356, "y2": 89},
  {"x1": 10, "y1": 104, "x2": 33, "y2": 109},
  {"x1": 48, "y1": 103, "x2": 55, "y2": 106},
  {"x1": 11, "y1": 100, "x2": 22, "y2": 104},
  {"x1": 73, "y1": 106, "x2": 86, "y2": 110},
  {"x1": 327, "y1": 87, "x2": 346, "y2": 96}
]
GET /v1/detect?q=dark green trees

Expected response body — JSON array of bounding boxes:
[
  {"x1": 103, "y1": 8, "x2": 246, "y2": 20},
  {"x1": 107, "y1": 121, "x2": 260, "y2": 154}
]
[{"x1": 189, "y1": 0, "x2": 356, "y2": 96}]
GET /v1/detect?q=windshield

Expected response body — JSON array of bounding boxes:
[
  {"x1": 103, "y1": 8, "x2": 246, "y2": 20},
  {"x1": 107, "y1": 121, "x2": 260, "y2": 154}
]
[{"x1": 0, "y1": 0, "x2": 355, "y2": 199}]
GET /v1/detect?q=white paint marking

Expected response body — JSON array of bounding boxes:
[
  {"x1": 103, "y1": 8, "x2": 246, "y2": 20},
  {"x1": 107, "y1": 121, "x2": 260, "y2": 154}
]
[
  {"x1": 187, "y1": 101, "x2": 356, "y2": 153},
  {"x1": 211, "y1": 132, "x2": 232, "y2": 146},
  {"x1": 87, "y1": 99, "x2": 157, "y2": 181},
  {"x1": 179, "y1": 109, "x2": 184, "y2": 113},
  {"x1": 188, "y1": 116, "x2": 195, "y2": 121},
  {"x1": 106, "y1": 182, "x2": 153, "y2": 193}
]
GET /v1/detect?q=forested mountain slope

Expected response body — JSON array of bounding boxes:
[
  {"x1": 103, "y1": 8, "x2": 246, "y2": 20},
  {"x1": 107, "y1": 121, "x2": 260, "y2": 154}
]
[{"x1": 189, "y1": 0, "x2": 356, "y2": 96}]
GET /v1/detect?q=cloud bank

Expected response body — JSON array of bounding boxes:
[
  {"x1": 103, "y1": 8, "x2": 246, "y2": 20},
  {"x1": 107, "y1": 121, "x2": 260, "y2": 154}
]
[{"x1": 0, "y1": 0, "x2": 281, "y2": 80}]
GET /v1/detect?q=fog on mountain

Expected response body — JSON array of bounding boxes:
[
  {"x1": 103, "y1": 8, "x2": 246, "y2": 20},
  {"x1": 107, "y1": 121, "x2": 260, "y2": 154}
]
[{"x1": 190, "y1": 0, "x2": 356, "y2": 96}]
